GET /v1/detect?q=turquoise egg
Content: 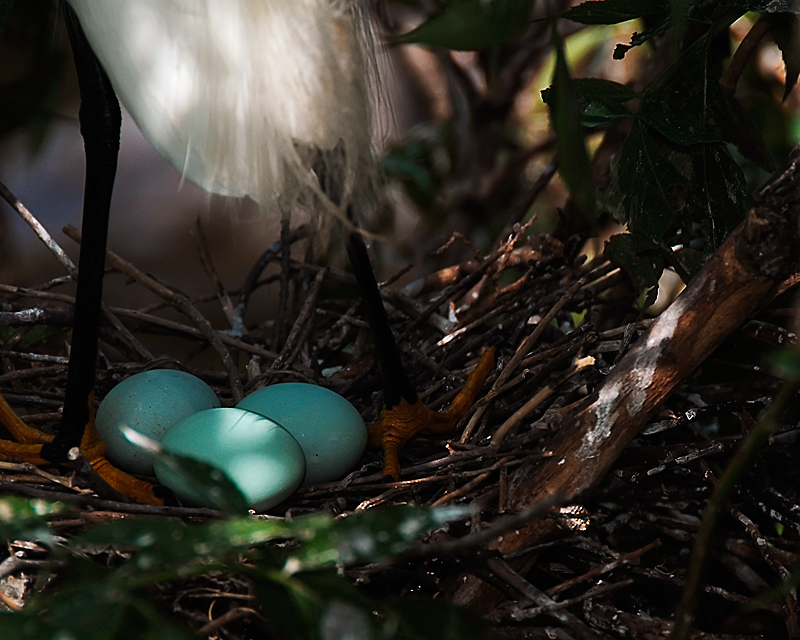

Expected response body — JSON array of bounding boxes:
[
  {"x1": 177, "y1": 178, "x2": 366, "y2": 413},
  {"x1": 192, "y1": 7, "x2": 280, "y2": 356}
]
[
  {"x1": 236, "y1": 383, "x2": 366, "y2": 485},
  {"x1": 96, "y1": 369, "x2": 220, "y2": 475},
  {"x1": 154, "y1": 408, "x2": 306, "y2": 510}
]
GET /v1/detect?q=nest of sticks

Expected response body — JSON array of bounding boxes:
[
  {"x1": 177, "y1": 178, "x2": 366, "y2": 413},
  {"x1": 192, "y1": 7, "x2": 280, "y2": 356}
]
[{"x1": 1, "y1": 189, "x2": 800, "y2": 639}]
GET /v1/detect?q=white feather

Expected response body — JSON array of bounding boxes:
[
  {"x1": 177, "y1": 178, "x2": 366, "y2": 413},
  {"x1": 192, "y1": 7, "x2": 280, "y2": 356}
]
[{"x1": 65, "y1": 0, "x2": 377, "y2": 219}]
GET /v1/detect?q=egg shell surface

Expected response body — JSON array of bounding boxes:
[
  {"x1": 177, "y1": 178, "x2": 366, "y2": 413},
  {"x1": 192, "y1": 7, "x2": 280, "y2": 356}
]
[
  {"x1": 96, "y1": 369, "x2": 220, "y2": 475},
  {"x1": 154, "y1": 408, "x2": 306, "y2": 511},
  {"x1": 236, "y1": 382, "x2": 367, "y2": 485}
]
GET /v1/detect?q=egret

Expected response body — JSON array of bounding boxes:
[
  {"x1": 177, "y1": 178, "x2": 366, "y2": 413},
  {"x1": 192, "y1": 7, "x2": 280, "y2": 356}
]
[{"x1": 0, "y1": 0, "x2": 494, "y2": 504}]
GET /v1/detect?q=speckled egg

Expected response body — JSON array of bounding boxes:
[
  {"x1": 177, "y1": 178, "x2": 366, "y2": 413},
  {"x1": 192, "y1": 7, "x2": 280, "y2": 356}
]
[
  {"x1": 236, "y1": 383, "x2": 367, "y2": 485},
  {"x1": 154, "y1": 408, "x2": 306, "y2": 510},
  {"x1": 96, "y1": 369, "x2": 220, "y2": 475}
]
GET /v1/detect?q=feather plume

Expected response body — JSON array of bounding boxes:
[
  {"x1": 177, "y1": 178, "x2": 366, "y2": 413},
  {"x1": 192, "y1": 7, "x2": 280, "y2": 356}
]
[{"x1": 66, "y1": 0, "x2": 378, "y2": 224}]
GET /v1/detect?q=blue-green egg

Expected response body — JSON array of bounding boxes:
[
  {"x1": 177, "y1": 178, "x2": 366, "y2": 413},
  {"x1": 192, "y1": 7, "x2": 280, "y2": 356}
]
[
  {"x1": 96, "y1": 369, "x2": 220, "y2": 475},
  {"x1": 236, "y1": 383, "x2": 366, "y2": 485},
  {"x1": 154, "y1": 408, "x2": 306, "y2": 510}
]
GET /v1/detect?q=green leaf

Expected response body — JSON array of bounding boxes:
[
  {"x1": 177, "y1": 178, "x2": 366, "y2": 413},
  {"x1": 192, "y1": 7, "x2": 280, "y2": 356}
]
[
  {"x1": 571, "y1": 309, "x2": 588, "y2": 327},
  {"x1": 613, "y1": 14, "x2": 671, "y2": 59},
  {"x1": 604, "y1": 234, "x2": 664, "y2": 305},
  {"x1": 563, "y1": 0, "x2": 669, "y2": 24},
  {"x1": 395, "y1": 0, "x2": 533, "y2": 51},
  {"x1": 390, "y1": 595, "x2": 491, "y2": 640},
  {"x1": 643, "y1": 29, "x2": 712, "y2": 105},
  {"x1": 285, "y1": 504, "x2": 471, "y2": 571},
  {"x1": 573, "y1": 77, "x2": 639, "y2": 102},
  {"x1": 543, "y1": 78, "x2": 637, "y2": 127},
  {"x1": 248, "y1": 570, "x2": 390, "y2": 640},
  {"x1": 382, "y1": 126, "x2": 452, "y2": 209},
  {"x1": 0, "y1": 497, "x2": 67, "y2": 543},
  {"x1": 638, "y1": 102, "x2": 718, "y2": 145},
  {"x1": 547, "y1": 30, "x2": 595, "y2": 216},
  {"x1": 0, "y1": 583, "x2": 195, "y2": 640},
  {"x1": 670, "y1": 245, "x2": 707, "y2": 278},
  {"x1": 73, "y1": 505, "x2": 471, "y2": 575},
  {"x1": 768, "y1": 13, "x2": 800, "y2": 100},
  {"x1": 19, "y1": 505, "x2": 479, "y2": 639},
  {"x1": 18, "y1": 325, "x2": 70, "y2": 348},
  {"x1": 686, "y1": 144, "x2": 747, "y2": 249},
  {"x1": 605, "y1": 120, "x2": 687, "y2": 250},
  {"x1": 249, "y1": 571, "x2": 324, "y2": 640}
]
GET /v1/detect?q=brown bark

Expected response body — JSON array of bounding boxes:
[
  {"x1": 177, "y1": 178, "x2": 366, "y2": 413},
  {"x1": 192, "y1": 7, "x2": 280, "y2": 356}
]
[{"x1": 449, "y1": 144, "x2": 800, "y2": 611}]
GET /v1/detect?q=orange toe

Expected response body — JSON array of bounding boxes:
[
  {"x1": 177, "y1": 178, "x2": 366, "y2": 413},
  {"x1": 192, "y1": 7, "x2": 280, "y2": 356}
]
[
  {"x1": 0, "y1": 393, "x2": 162, "y2": 505},
  {"x1": 80, "y1": 420, "x2": 163, "y2": 506},
  {"x1": 369, "y1": 348, "x2": 494, "y2": 480}
]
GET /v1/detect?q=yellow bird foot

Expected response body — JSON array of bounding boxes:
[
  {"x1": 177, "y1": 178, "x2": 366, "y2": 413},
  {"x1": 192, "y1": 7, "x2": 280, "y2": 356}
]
[
  {"x1": 367, "y1": 348, "x2": 495, "y2": 481},
  {"x1": 0, "y1": 393, "x2": 162, "y2": 505}
]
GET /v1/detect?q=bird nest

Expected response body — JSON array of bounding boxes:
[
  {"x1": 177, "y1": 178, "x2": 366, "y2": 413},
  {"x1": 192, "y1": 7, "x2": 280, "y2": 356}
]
[{"x1": 1, "y1": 214, "x2": 799, "y2": 639}]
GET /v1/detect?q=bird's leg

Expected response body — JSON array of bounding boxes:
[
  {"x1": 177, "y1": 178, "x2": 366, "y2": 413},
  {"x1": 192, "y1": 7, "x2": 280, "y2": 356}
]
[
  {"x1": 366, "y1": 349, "x2": 495, "y2": 481},
  {"x1": 343, "y1": 225, "x2": 494, "y2": 481},
  {"x1": 0, "y1": 4, "x2": 160, "y2": 505}
]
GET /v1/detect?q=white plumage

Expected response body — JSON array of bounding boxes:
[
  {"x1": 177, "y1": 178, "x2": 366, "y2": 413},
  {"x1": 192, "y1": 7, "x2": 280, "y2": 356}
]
[{"x1": 65, "y1": 0, "x2": 377, "y2": 219}]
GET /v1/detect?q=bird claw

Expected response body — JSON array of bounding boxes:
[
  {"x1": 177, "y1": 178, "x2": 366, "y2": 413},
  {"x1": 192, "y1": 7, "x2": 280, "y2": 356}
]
[
  {"x1": 0, "y1": 393, "x2": 162, "y2": 505},
  {"x1": 368, "y1": 348, "x2": 495, "y2": 481}
]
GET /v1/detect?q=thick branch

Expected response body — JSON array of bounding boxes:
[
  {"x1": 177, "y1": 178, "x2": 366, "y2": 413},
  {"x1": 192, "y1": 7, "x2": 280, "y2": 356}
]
[{"x1": 449, "y1": 144, "x2": 800, "y2": 611}]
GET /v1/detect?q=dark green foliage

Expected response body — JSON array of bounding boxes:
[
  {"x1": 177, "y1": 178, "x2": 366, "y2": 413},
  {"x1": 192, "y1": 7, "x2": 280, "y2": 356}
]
[
  {"x1": 394, "y1": 0, "x2": 534, "y2": 51},
  {"x1": 542, "y1": 78, "x2": 638, "y2": 126},
  {"x1": 604, "y1": 234, "x2": 664, "y2": 307},
  {"x1": 0, "y1": 496, "x2": 66, "y2": 543},
  {"x1": 382, "y1": 125, "x2": 454, "y2": 212},
  {"x1": 0, "y1": 580, "x2": 196, "y2": 640},
  {"x1": 543, "y1": 0, "x2": 795, "y2": 295},
  {"x1": 0, "y1": 456, "x2": 482, "y2": 638},
  {"x1": 604, "y1": 121, "x2": 687, "y2": 250},
  {"x1": 0, "y1": 498, "x2": 486, "y2": 639},
  {"x1": 563, "y1": 0, "x2": 670, "y2": 25},
  {"x1": 394, "y1": 0, "x2": 797, "y2": 298},
  {"x1": 548, "y1": 30, "x2": 595, "y2": 217}
]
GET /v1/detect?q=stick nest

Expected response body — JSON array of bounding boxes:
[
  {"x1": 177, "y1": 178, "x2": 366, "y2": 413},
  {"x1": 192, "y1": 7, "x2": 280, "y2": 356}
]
[{"x1": 1, "y1": 221, "x2": 798, "y2": 639}]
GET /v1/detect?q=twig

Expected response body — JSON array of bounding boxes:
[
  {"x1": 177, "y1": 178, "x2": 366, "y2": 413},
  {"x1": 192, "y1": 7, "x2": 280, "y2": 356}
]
[
  {"x1": 671, "y1": 380, "x2": 799, "y2": 640},
  {"x1": 410, "y1": 491, "x2": 564, "y2": 558},
  {"x1": 64, "y1": 224, "x2": 244, "y2": 401},
  {"x1": 461, "y1": 278, "x2": 585, "y2": 443},
  {"x1": 492, "y1": 355, "x2": 595, "y2": 446},
  {"x1": 0, "y1": 180, "x2": 76, "y2": 277},
  {"x1": 483, "y1": 556, "x2": 606, "y2": 640},
  {"x1": 270, "y1": 266, "x2": 328, "y2": 371},
  {"x1": 547, "y1": 539, "x2": 661, "y2": 596},
  {"x1": 194, "y1": 217, "x2": 236, "y2": 326},
  {"x1": 0, "y1": 181, "x2": 151, "y2": 359},
  {"x1": 506, "y1": 579, "x2": 634, "y2": 622},
  {"x1": 0, "y1": 480, "x2": 225, "y2": 518},
  {"x1": 233, "y1": 224, "x2": 308, "y2": 339}
]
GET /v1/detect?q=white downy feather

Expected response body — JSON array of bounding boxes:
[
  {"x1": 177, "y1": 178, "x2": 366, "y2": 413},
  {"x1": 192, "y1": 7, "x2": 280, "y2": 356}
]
[{"x1": 65, "y1": 0, "x2": 377, "y2": 220}]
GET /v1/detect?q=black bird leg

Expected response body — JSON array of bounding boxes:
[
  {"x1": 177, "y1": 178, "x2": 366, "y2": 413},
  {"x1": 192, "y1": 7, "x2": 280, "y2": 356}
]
[
  {"x1": 311, "y1": 148, "x2": 493, "y2": 481},
  {"x1": 343, "y1": 224, "x2": 418, "y2": 410},
  {"x1": 343, "y1": 218, "x2": 494, "y2": 481},
  {"x1": 41, "y1": 3, "x2": 120, "y2": 461}
]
